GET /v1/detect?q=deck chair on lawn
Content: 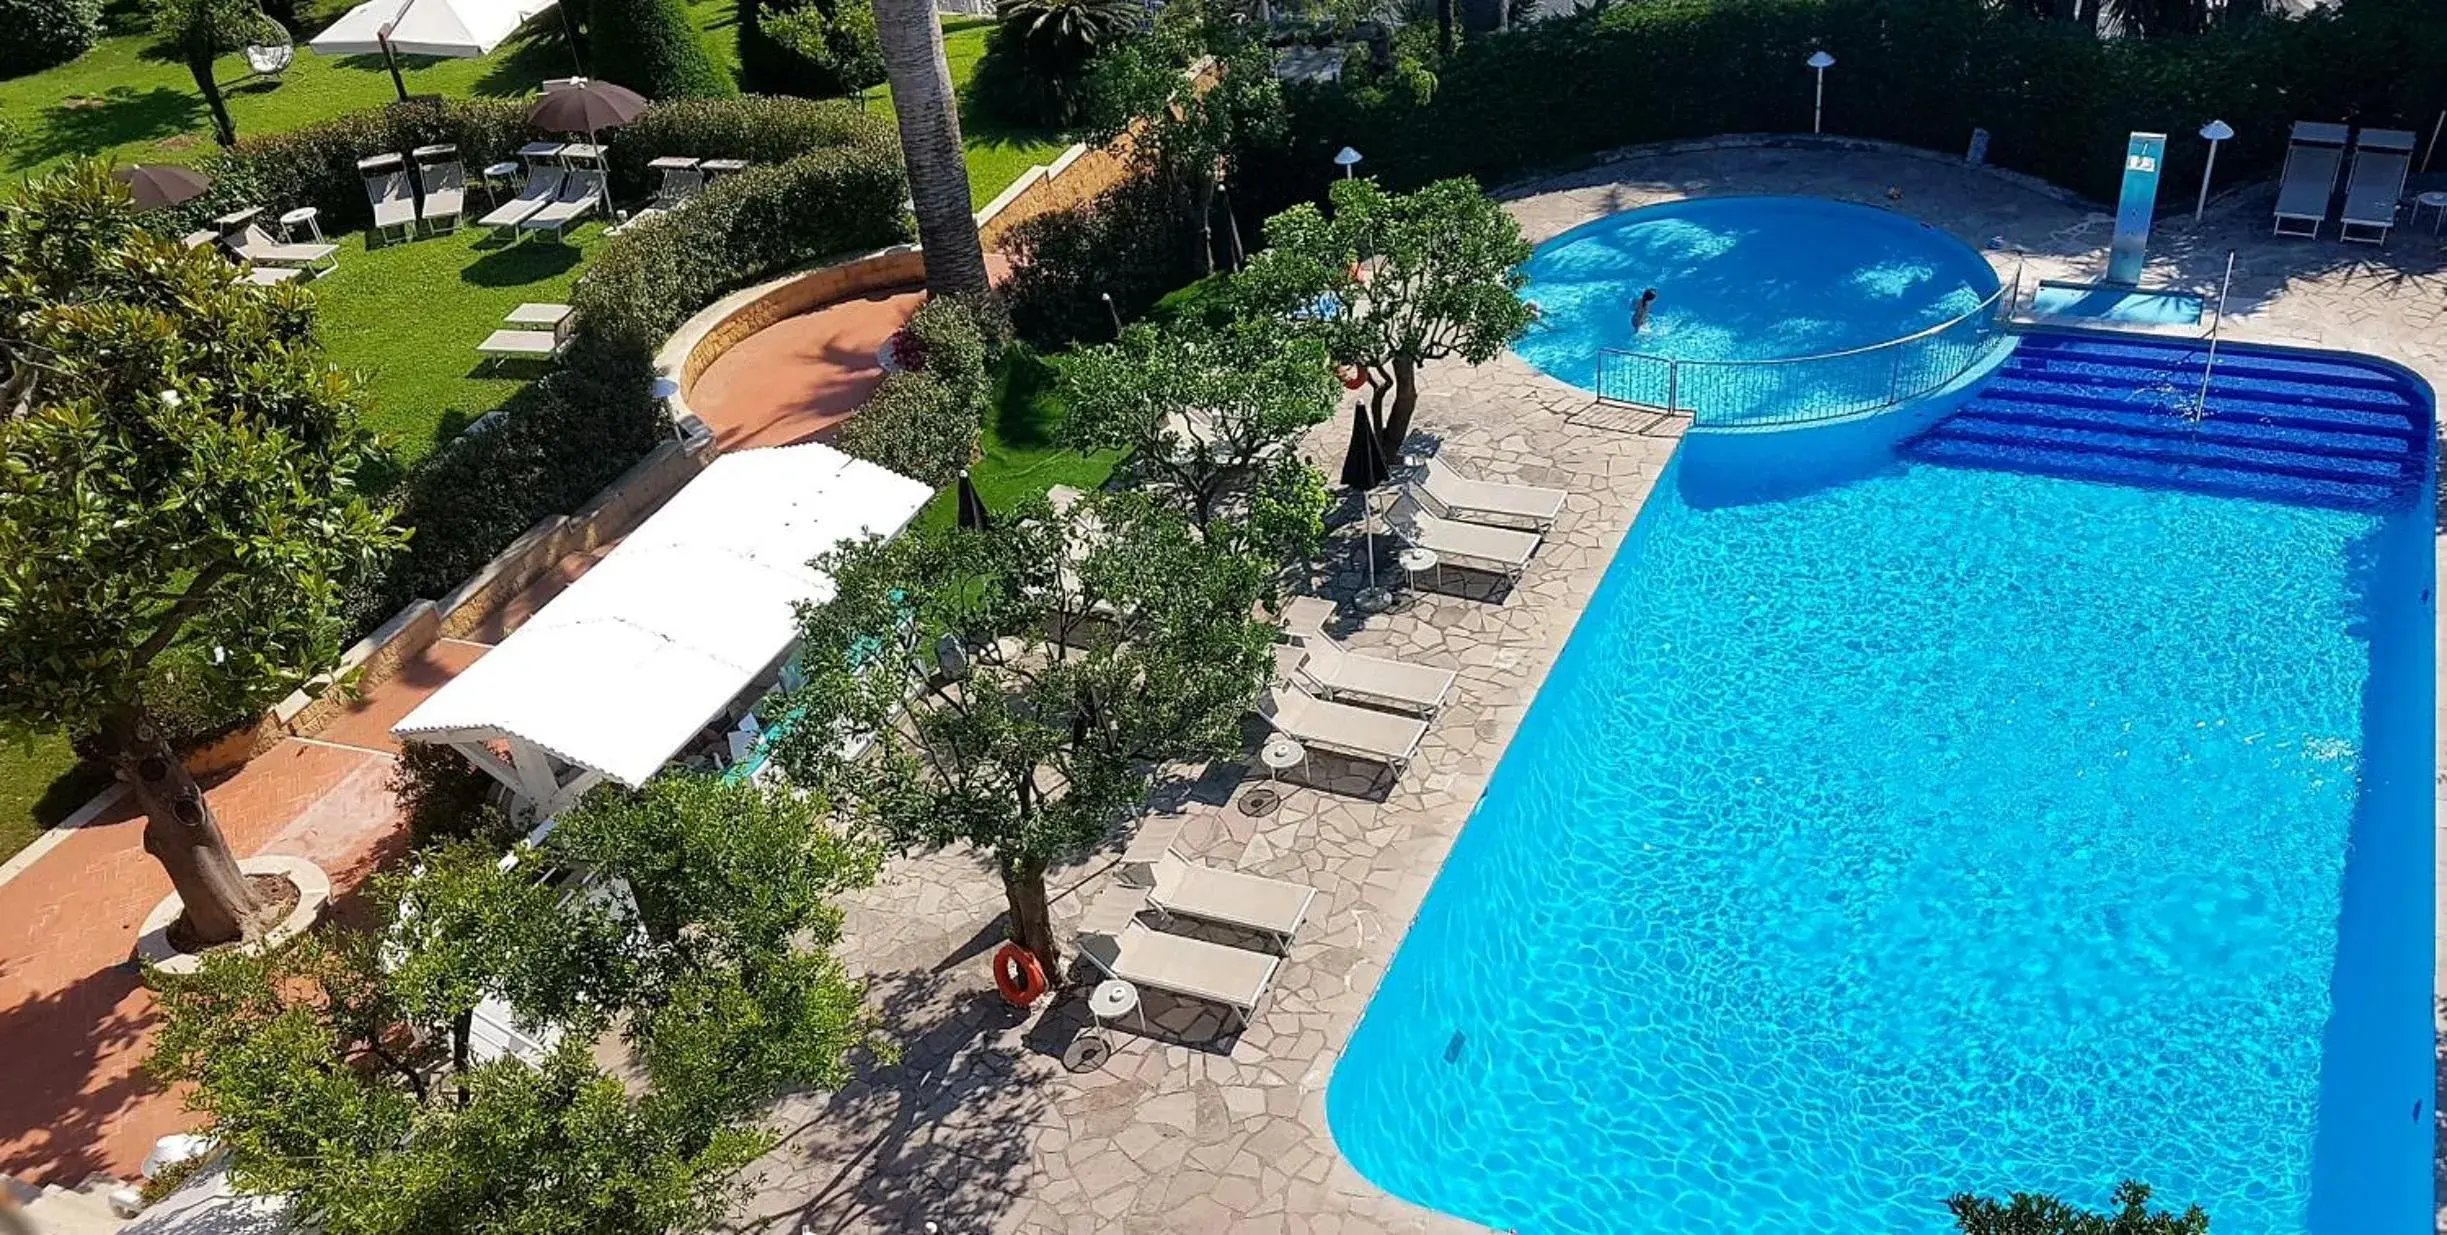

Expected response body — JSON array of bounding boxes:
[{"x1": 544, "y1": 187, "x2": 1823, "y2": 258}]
[
  {"x1": 1144, "y1": 850, "x2": 1318, "y2": 953},
  {"x1": 2339, "y1": 128, "x2": 2416, "y2": 245},
  {"x1": 1078, "y1": 922, "x2": 1280, "y2": 1030},
  {"x1": 213, "y1": 207, "x2": 339, "y2": 277},
  {"x1": 1387, "y1": 493, "x2": 1541, "y2": 587},
  {"x1": 478, "y1": 143, "x2": 568, "y2": 229},
  {"x1": 2273, "y1": 121, "x2": 2349, "y2": 238},
  {"x1": 413, "y1": 144, "x2": 466, "y2": 235},
  {"x1": 1256, "y1": 684, "x2": 1428, "y2": 773},
  {"x1": 1416, "y1": 455, "x2": 1568, "y2": 531},
  {"x1": 520, "y1": 169, "x2": 604, "y2": 240},
  {"x1": 359, "y1": 152, "x2": 416, "y2": 243}
]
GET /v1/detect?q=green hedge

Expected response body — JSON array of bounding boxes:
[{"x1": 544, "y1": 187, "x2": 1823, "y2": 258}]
[
  {"x1": 0, "y1": 0, "x2": 100, "y2": 79},
  {"x1": 588, "y1": 0, "x2": 738, "y2": 101},
  {"x1": 604, "y1": 96, "x2": 888, "y2": 199},
  {"x1": 1250, "y1": 0, "x2": 2447, "y2": 213},
  {"x1": 354, "y1": 108, "x2": 909, "y2": 622},
  {"x1": 835, "y1": 297, "x2": 1001, "y2": 486}
]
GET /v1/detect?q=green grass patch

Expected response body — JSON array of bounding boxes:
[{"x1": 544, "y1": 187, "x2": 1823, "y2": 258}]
[
  {"x1": 313, "y1": 222, "x2": 606, "y2": 468},
  {"x1": 917, "y1": 347, "x2": 1117, "y2": 531}
]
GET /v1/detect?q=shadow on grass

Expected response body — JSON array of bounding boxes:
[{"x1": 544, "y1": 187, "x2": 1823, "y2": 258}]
[
  {"x1": 471, "y1": 25, "x2": 582, "y2": 97},
  {"x1": 33, "y1": 763, "x2": 116, "y2": 829},
  {"x1": 461, "y1": 239, "x2": 583, "y2": 287},
  {"x1": 22, "y1": 87, "x2": 204, "y2": 168},
  {"x1": 989, "y1": 348, "x2": 1067, "y2": 449}
]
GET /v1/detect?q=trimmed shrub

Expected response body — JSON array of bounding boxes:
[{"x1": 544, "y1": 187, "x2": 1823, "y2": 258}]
[
  {"x1": 1251, "y1": 0, "x2": 2447, "y2": 215},
  {"x1": 834, "y1": 371, "x2": 980, "y2": 487},
  {"x1": 588, "y1": 0, "x2": 737, "y2": 100},
  {"x1": 575, "y1": 136, "x2": 911, "y2": 356},
  {"x1": 1003, "y1": 173, "x2": 1201, "y2": 348},
  {"x1": 761, "y1": 0, "x2": 886, "y2": 101},
  {"x1": 605, "y1": 95, "x2": 891, "y2": 199},
  {"x1": 0, "y1": 0, "x2": 102, "y2": 78}
]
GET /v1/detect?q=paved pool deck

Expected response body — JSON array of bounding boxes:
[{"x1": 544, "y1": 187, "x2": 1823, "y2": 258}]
[{"x1": 730, "y1": 143, "x2": 2447, "y2": 1235}]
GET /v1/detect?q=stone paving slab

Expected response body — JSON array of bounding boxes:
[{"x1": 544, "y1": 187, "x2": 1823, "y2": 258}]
[{"x1": 734, "y1": 144, "x2": 2447, "y2": 1235}]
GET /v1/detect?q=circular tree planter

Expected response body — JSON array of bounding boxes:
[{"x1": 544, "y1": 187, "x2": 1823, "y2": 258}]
[{"x1": 134, "y1": 854, "x2": 331, "y2": 977}]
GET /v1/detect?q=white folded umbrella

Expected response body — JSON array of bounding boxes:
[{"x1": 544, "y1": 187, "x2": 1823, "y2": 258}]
[{"x1": 310, "y1": 0, "x2": 558, "y2": 59}]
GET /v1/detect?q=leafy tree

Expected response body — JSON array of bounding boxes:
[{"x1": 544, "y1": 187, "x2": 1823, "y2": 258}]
[
  {"x1": 772, "y1": 492, "x2": 1277, "y2": 974},
  {"x1": 152, "y1": 0, "x2": 263, "y2": 145},
  {"x1": 0, "y1": 0, "x2": 101, "y2": 78},
  {"x1": 148, "y1": 771, "x2": 878, "y2": 1234},
  {"x1": 0, "y1": 164, "x2": 403, "y2": 945},
  {"x1": 1947, "y1": 1180, "x2": 2210, "y2": 1235},
  {"x1": 1083, "y1": 0, "x2": 1286, "y2": 277},
  {"x1": 974, "y1": 0, "x2": 1143, "y2": 127},
  {"x1": 874, "y1": 0, "x2": 992, "y2": 299},
  {"x1": 764, "y1": 0, "x2": 887, "y2": 100},
  {"x1": 1237, "y1": 176, "x2": 1533, "y2": 459},
  {"x1": 1059, "y1": 317, "x2": 1336, "y2": 560},
  {"x1": 589, "y1": 0, "x2": 739, "y2": 98}
]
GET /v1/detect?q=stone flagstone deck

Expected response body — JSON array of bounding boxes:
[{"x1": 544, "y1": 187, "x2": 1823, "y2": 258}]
[{"x1": 726, "y1": 141, "x2": 2447, "y2": 1235}]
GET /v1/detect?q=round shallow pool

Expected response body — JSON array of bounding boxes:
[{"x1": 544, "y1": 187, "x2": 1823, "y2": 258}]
[{"x1": 1514, "y1": 196, "x2": 2001, "y2": 414}]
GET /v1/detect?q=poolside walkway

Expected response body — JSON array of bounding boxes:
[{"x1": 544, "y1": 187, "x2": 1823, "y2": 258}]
[{"x1": 724, "y1": 143, "x2": 2447, "y2": 1235}]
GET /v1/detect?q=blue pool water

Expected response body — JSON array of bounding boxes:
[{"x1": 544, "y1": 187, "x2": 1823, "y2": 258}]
[
  {"x1": 1514, "y1": 196, "x2": 1999, "y2": 404},
  {"x1": 1327, "y1": 336, "x2": 2435, "y2": 1231}
]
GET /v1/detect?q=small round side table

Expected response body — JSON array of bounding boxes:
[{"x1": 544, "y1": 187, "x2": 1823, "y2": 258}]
[
  {"x1": 277, "y1": 205, "x2": 323, "y2": 245},
  {"x1": 1089, "y1": 978, "x2": 1143, "y2": 1039},
  {"x1": 481, "y1": 159, "x2": 522, "y2": 208},
  {"x1": 1242, "y1": 736, "x2": 1306, "y2": 816},
  {"x1": 1396, "y1": 546, "x2": 1441, "y2": 606},
  {"x1": 2418, "y1": 190, "x2": 2447, "y2": 236}
]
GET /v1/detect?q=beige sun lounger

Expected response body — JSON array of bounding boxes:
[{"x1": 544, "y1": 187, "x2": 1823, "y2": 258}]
[
  {"x1": 1280, "y1": 627, "x2": 1454, "y2": 718},
  {"x1": 1387, "y1": 493, "x2": 1540, "y2": 585},
  {"x1": 479, "y1": 165, "x2": 565, "y2": 229},
  {"x1": 361, "y1": 153, "x2": 416, "y2": 243},
  {"x1": 1418, "y1": 456, "x2": 1566, "y2": 531},
  {"x1": 1078, "y1": 922, "x2": 1280, "y2": 1029},
  {"x1": 2273, "y1": 121, "x2": 2348, "y2": 239},
  {"x1": 1146, "y1": 849, "x2": 1317, "y2": 951},
  {"x1": 1257, "y1": 684, "x2": 1427, "y2": 772},
  {"x1": 217, "y1": 212, "x2": 338, "y2": 277},
  {"x1": 2339, "y1": 128, "x2": 2415, "y2": 245},
  {"x1": 415, "y1": 146, "x2": 466, "y2": 234},
  {"x1": 520, "y1": 169, "x2": 603, "y2": 239}
]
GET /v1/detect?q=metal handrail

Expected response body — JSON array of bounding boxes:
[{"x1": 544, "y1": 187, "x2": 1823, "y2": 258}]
[{"x1": 1594, "y1": 274, "x2": 2015, "y2": 428}]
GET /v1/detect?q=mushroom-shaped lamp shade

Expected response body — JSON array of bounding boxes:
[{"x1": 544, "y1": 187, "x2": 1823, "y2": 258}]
[
  {"x1": 1334, "y1": 146, "x2": 1364, "y2": 168},
  {"x1": 2200, "y1": 119, "x2": 2235, "y2": 142},
  {"x1": 1806, "y1": 50, "x2": 1835, "y2": 69}
]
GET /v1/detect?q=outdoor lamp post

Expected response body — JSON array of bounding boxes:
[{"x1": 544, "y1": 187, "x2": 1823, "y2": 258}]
[
  {"x1": 2195, "y1": 119, "x2": 2234, "y2": 224},
  {"x1": 1805, "y1": 51, "x2": 1835, "y2": 135},
  {"x1": 1334, "y1": 147, "x2": 1363, "y2": 178}
]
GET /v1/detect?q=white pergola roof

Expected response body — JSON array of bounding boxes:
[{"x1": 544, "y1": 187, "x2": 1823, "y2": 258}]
[
  {"x1": 393, "y1": 442, "x2": 933, "y2": 791},
  {"x1": 309, "y1": 0, "x2": 559, "y2": 58}
]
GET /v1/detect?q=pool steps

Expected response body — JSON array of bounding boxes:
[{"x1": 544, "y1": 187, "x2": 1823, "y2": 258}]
[{"x1": 1905, "y1": 331, "x2": 2430, "y2": 510}]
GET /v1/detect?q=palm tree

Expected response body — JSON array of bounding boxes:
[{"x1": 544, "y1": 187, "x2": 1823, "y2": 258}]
[{"x1": 873, "y1": 0, "x2": 993, "y2": 300}]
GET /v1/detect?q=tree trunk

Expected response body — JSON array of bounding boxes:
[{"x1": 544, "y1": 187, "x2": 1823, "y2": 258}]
[
  {"x1": 1436, "y1": 0, "x2": 1454, "y2": 55},
  {"x1": 1001, "y1": 856, "x2": 1059, "y2": 979},
  {"x1": 186, "y1": 53, "x2": 237, "y2": 147},
  {"x1": 1187, "y1": 169, "x2": 1218, "y2": 279},
  {"x1": 100, "y1": 706, "x2": 261, "y2": 945},
  {"x1": 451, "y1": 1008, "x2": 473, "y2": 1108},
  {"x1": 1377, "y1": 354, "x2": 1419, "y2": 459},
  {"x1": 874, "y1": 0, "x2": 992, "y2": 301}
]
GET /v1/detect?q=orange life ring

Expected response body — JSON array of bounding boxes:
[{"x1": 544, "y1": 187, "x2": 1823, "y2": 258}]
[{"x1": 993, "y1": 942, "x2": 1049, "y2": 1007}]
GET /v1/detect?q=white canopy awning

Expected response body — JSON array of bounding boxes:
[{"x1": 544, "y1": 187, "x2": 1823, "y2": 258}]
[
  {"x1": 394, "y1": 442, "x2": 934, "y2": 798},
  {"x1": 309, "y1": 0, "x2": 558, "y2": 58}
]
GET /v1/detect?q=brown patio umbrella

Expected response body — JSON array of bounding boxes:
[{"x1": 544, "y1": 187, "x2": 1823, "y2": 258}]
[
  {"x1": 113, "y1": 164, "x2": 211, "y2": 211},
  {"x1": 527, "y1": 79, "x2": 650, "y2": 151}
]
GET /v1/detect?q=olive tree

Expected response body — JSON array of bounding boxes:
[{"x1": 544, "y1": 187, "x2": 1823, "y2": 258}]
[
  {"x1": 0, "y1": 164, "x2": 403, "y2": 944},
  {"x1": 771, "y1": 492, "x2": 1277, "y2": 974},
  {"x1": 154, "y1": 0, "x2": 260, "y2": 146},
  {"x1": 1238, "y1": 176, "x2": 1534, "y2": 459}
]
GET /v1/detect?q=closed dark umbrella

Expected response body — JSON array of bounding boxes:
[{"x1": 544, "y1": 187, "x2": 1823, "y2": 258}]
[
  {"x1": 527, "y1": 79, "x2": 650, "y2": 152},
  {"x1": 114, "y1": 164, "x2": 211, "y2": 211},
  {"x1": 955, "y1": 471, "x2": 992, "y2": 531},
  {"x1": 1339, "y1": 402, "x2": 1391, "y2": 601}
]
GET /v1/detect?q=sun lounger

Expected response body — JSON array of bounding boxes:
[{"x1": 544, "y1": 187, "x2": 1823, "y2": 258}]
[
  {"x1": 1145, "y1": 849, "x2": 1317, "y2": 951},
  {"x1": 1387, "y1": 493, "x2": 1540, "y2": 585},
  {"x1": 1417, "y1": 456, "x2": 1567, "y2": 531},
  {"x1": 520, "y1": 169, "x2": 603, "y2": 239},
  {"x1": 2273, "y1": 121, "x2": 2349, "y2": 239},
  {"x1": 475, "y1": 303, "x2": 574, "y2": 366},
  {"x1": 1257, "y1": 684, "x2": 1427, "y2": 772},
  {"x1": 360, "y1": 153, "x2": 416, "y2": 243},
  {"x1": 1078, "y1": 922, "x2": 1280, "y2": 1029},
  {"x1": 479, "y1": 165, "x2": 565, "y2": 229},
  {"x1": 2339, "y1": 127, "x2": 2415, "y2": 245},
  {"x1": 1280, "y1": 624, "x2": 1454, "y2": 718},
  {"x1": 414, "y1": 145, "x2": 465, "y2": 234},
  {"x1": 214, "y1": 208, "x2": 338, "y2": 277}
]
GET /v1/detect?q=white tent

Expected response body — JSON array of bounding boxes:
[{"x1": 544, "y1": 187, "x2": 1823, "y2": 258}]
[
  {"x1": 309, "y1": 0, "x2": 558, "y2": 60},
  {"x1": 393, "y1": 442, "x2": 934, "y2": 818}
]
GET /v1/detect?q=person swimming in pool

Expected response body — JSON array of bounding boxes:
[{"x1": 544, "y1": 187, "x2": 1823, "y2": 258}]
[{"x1": 1632, "y1": 287, "x2": 1659, "y2": 333}]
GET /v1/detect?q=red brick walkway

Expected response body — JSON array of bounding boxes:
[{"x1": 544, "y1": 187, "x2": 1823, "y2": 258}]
[{"x1": 0, "y1": 554, "x2": 601, "y2": 1187}]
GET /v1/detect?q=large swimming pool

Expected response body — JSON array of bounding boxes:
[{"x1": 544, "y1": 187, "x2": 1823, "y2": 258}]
[{"x1": 1328, "y1": 448, "x2": 2434, "y2": 1232}]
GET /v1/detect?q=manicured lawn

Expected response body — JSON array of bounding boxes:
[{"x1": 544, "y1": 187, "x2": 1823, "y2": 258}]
[
  {"x1": 315, "y1": 222, "x2": 607, "y2": 467},
  {"x1": 918, "y1": 348, "x2": 1118, "y2": 530},
  {"x1": 0, "y1": 736, "x2": 114, "y2": 866}
]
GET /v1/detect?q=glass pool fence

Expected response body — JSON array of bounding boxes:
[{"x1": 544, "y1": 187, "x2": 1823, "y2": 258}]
[{"x1": 1595, "y1": 278, "x2": 2015, "y2": 429}]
